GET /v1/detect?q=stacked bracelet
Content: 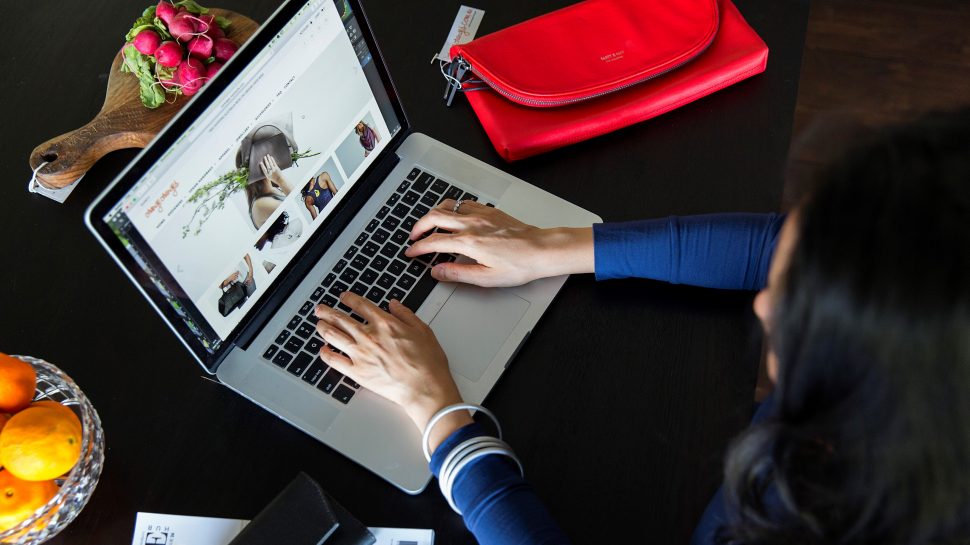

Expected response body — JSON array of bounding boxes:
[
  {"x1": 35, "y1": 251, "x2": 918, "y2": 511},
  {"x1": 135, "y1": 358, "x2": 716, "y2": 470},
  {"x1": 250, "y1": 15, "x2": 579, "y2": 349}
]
[{"x1": 423, "y1": 403, "x2": 524, "y2": 514}]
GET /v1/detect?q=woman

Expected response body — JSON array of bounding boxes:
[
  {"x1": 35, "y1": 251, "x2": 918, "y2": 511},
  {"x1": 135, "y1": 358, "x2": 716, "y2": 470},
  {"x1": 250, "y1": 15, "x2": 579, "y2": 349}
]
[
  {"x1": 247, "y1": 155, "x2": 294, "y2": 229},
  {"x1": 356, "y1": 121, "x2": 380, "y2": 157},
  {"x1": 303, "y1": 171, "x2": 339, "y2": 220},
  {"x1": 313, "y1": 111, "x2": 970, "y2": 544}
]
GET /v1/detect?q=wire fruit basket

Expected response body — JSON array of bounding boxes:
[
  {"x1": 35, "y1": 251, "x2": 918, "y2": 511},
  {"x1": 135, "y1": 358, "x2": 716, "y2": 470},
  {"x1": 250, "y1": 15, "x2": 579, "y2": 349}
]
[{"x1": 0, "y1": 356, "x2": 104, "y2": 544}]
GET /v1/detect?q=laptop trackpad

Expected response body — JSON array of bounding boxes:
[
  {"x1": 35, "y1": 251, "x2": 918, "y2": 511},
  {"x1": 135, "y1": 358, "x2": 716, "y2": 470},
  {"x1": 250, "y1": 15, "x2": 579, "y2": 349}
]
[{"x1": 430, "y1": 286, "x2": 530, "y2": 382}]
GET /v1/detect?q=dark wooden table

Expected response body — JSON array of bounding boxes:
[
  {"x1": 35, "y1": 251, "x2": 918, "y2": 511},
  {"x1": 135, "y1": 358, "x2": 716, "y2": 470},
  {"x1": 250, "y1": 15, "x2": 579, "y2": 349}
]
[{"x1": 0, "y1": 0, "x2": 807, "y2": 543}]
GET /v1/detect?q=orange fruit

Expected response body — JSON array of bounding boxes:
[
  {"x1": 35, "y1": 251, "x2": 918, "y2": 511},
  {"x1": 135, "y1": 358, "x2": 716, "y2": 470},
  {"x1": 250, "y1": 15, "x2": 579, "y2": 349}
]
[
  {"x1": 0, "y1": 354, "x2": 36, "y2": 414},
  {"x1": 0, "y1": 470, "x2": 57, "y2": 532},
  {"x1": 0, "y1": 407, "x2": 82, "y2": 481}
]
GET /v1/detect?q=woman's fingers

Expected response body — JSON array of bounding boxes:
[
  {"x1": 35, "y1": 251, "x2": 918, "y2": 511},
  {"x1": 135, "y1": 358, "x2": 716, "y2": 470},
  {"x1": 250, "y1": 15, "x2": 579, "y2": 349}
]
[
  {"x1": 405, "y1": 232, "x2": 470, "y2": 259},
  {"x1": 430, "y1": 262, "x2": 498, "y2": 286},
  {"x1": 317, "y1": 323, "x2": 356, "y2": 355},
  {"x1": 388, "y1": 299, "x2": 423, "y2": 327},
  {"x1": 409, "y1": 208, "x2": 471, "y2": 240},
  {"x1": 314, "y1": 304, "x2": 365, "y2": 338},
  {"x1": 318, "y1": 346, "x2": 355, "y2": 374},
  {"x1": 340, "y1": 292, "x2": 390, "y2": 324}
]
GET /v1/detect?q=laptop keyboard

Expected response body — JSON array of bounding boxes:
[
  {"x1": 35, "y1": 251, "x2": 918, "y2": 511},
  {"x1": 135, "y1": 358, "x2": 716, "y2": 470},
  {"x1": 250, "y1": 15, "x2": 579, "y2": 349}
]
[{"x1": 260, "y1": 167, "x2": 491, "y2": 405}]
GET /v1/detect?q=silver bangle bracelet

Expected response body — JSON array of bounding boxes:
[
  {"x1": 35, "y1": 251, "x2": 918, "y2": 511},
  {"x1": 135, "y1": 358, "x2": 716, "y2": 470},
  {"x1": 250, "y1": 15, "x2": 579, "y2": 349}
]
[
  {"x1": 422, "y1": 403, "x2": 502, "y2": 462},
  {"x1": 439, "y1": 437, "x2": 523, "y2": 514}
]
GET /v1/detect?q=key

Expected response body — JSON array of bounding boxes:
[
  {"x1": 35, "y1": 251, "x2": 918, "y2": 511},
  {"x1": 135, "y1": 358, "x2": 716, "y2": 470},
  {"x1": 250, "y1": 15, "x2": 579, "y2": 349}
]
[
  {"x1": 370, "y1": 255, "x2": 390, "y2": 271},
  {"x1": 407, "y1": 168, "x2": 420, "y2": 181},
  {"x1": 398, "y1": 179, "x2": 412, "y2": 191},
  {"x1": 430, "y1": 178, "x2": 449, "y2": 194},
  {"x1": 302, "y1": 358, "x2": 327, "y2": 384},
  {"x1": 366, "y1": 286, "x2": 386, "y2": 303},
  {"x1": 365, "y1": 219, "x2": 379, "y2": 233},
  {"x1": 406, "y1": 261, "x2": 425, "y2": 277},
  {"x1": 339, "y1": 269, "x2": 359, "y2": 285},
  {"x1": 361, "y1": 241, "x2": 381, "y2": 257},
  {"x1": 310, "y1": 287, "x2": 325, "y2": 301},
  {"x1": 333, "y1": 259, "x2": 347, "y2": 273},
  {"x1": 287, "y1": 353, "x2": 312, "y2": 377},
  {"x1": 351, "y1": 254, "x2": 369, "y2": 271},
  {"x1": 262, "y1": 345, "x2": 278, "y2": 360},
  {"x1": 343, "y1": 376, "x2": 361, "y2": 389},
  {"x1": 350, "y1": 282, "x2": 368, "y2": 296},
  {"x1": 361, "y1": 269, "x2": 379, "y2": 284},
  {"x1": 286, "y1": 316, "x2": 301, "y2": 330},
  {"x1": 381, "y1": 216, "x2": 400, "y2": 231},
  {"x1": 388, "y1": 260, "x2": 406, "y2": 275},
  {"x1": 376, "y1": 206, "x2": 390, "y2": 219},
  {"x1": 272, "y1": 350, "x2": 292, "y2": 367},
  {"x1": 401, "y1": 216, "x2": 417, "y2": 233},
  {"x1": 328, "y1": 281, "x2": 349, "y2": 297},
  {"x1": 377, "y1": 273, "x2": 395, "y2": 289},
  {"x1": 391, "y1": 204, "x2": 410, "y2": 218},
  {"x1": 402, "y1": 270, "x2": 438, "y2": 312},
  {"x1": 295, "y1": 322, "x2": 315, "y2": 339},
  {"x1": 410, "y1": 204, "x2": 430, "y2": 219},
  {"x1": 420, "y1": 193, "x2": 438, "y2": 207},
  {"x1": 285, "y1": 337, "x2": 303, "y2": 353},
  {"x1": 387, "y1": 193, "x2": 400, "y2": 206},
  {"x1": 318, "y1": 368, "x2": 342, "y2": 394},
  {"x1": 343, "y1": 246, "x2": 358, "y2": 259},
  {"x1": 333, "y1": 384, "x2": 356, "y2": 404},
  {"x1": 321, "y1": 273, "x2": 337, "y2": 287},
  {"x1": 397, "y1": 274, "x2": 416, "y2": 290},
  {"x1": 354, "y1": 233, "x2": 367, "y2": 246},
  {"x1": 380, "y1": 242, "x2": 400, "y2": 259},
  {"x1": 402, "y1": 191, "x2": 420, "y2": 205},
  {"x1": 372, "y1": 228, "x2": 390, "y2": 244},
  {"x1": 321, "y1": 295, "x2": 338, "y2": 308},
  {"x1": 414, "y1": 172, "x2": 434, "y2": 192},
  {"x1": 299, "y1": 301, "x2": 314, "y2": 315},
  {"x1": 305, "y1": 337, "x2": 324, "y2": 353},
  {"x1": 275, "y1": 330, "x2": 291, "y2": 344},
  {"x1": 388, "y1": 288, "x2": 406, "y2": 302}
]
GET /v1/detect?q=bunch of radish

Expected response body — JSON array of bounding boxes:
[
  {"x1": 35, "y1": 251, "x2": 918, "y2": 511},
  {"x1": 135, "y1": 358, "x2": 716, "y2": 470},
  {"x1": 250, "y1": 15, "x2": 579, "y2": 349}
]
[{"x1": 121, "y1": 0, "x2": 240, "y2": 108}]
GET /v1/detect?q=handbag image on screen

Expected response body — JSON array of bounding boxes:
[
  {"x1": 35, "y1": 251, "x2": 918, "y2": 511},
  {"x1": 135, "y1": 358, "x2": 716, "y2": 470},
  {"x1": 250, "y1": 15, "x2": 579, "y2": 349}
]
[
  {"x1": 443, "y1": 0, "x2": 769, "y2": 161},
  {"x1": 237, "y1": 123, "x2": 299, "y2": 183},
  {"x1": 218, "y1": 281, "x2": 248, "y2": 317}
]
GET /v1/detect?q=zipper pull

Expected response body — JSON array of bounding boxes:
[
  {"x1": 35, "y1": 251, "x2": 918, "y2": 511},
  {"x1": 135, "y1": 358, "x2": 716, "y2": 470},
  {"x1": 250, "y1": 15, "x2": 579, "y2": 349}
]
[{"x1": 443, "y1": 57, "x2": 470, "y2": 107}]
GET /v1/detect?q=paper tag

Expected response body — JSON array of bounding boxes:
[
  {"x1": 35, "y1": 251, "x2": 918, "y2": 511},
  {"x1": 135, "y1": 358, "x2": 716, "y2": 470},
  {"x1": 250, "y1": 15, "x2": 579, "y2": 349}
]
[
  {"x1": 28, "y1": 175, "x2": 82, "y2": 204},
  {"x1": 131, "y1": 512, "x2": 435, "y2": 545},
  {"x1": 432, "y1": 5, "x2": 485, "y2": 63}
]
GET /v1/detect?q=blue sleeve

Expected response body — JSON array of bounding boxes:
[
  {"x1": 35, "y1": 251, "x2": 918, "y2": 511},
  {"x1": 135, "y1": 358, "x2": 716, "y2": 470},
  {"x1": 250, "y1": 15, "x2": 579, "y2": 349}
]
[
  {"x1": 430, "y1": 423, "x2": 571, "y2": 545},
  {"x1": 593, "y1": 213, "x2": 785, "y2": 290}
]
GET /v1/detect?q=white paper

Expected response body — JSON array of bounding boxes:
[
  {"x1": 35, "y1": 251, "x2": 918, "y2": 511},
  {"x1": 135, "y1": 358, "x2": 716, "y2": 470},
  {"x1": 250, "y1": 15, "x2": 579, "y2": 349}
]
[
  {"x1": 433, "y1": 5, "x2": 485, "y2": 63},
  {"x1": 131, "y1": 512, "x2": 434, "y2": 545},
  {"x1": 131, "y1": 512, "x2": 248, "y2": 545}
]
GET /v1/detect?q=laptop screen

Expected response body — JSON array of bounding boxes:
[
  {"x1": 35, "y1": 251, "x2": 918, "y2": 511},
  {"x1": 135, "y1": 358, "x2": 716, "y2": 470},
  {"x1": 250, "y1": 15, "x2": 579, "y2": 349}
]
[{"x1": 101, "y1": 0, "x2": 402, "y2": 353}]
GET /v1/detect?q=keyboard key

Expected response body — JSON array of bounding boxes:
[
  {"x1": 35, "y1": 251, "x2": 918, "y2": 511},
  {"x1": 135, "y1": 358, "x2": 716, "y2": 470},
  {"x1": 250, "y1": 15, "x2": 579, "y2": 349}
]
[
  {"x1": 379, "y1": 301, "x2": 390, "y2": 312},
  {"x1": 286, "y1": 316, "x2": 301, "y2": 330},
  {"x1": 348, "y1": 282, "x2": 366, "y2": 296},
  {"x1": 262, "y1": 345, "x2": 278, "y2": 360},
  {"x1": 321, "y1": 273, "x2": 337, "y2": 288},
  {"x1": 406, "y1": 261, "x2": 425, "y2": 277},
  {"x1": 391, "y1": 229, "x2": 409, "y2": 245},
  {"x1": 275, "y1": 330, "x2": 291, "y2": 344},
  {"x1": 442, "y1": 186, "x2": 463, "y2": 202},
  {"x1": 391, "y1": 204, "x2": 410, "y2": 219},
  {"x1": 366, "y1": 286, "x2": 386, "y2": 303},
  {"x1": 397, "y1": 274, "x2": 416, "y2": 290},
  {"x1": 302, "y1": 358, "x2": 327, "y2": 384},
  {"x1": 388, "y1": 288, "x2": 406, "y2": 302},
  {"x1": 285, "y1": 336, "x2": 303, "y2": 353},
  {"x1": 414, "y1": 172, "x2": 434, "y2": 192},
  {"x1": 272, "y1": 350, "x2": 293, "y2": 367},
  {"x1": 310, "y1": 287, "x2": 325, "y2": 301},
  {"x1": 287, "y1": 352, "x2": 312, "y2": 376},
  {"x1": 361, "y1": 269, "x2": 379, "y2": 284},
  {"x1": 362, "y1": 241, "x2": 380, "y2": 257},
  {"x1": 381, "y1": 216, "x2": 400, "y2": 232},
  {"x1": 420, "y1": 193, "x2": 438, "y2": 207},
  {"x1": 295, "y1": 322, "x2": 315, "y2": 339},
  {"x1": 354, "y1": 233, "x2": 368, "y2": 246},
  {"x1": 377, "y1": 273, "x2": 395, "y2": 289},
  {"x1": 379, "y1": 242, "x2": 400, "y2": 259},
  {"x1": 350, "y1": 313, "x2": 366, "y2": 323},
  {"x1": 321, "y1": 295, "x2": 338, "y2": 308},
  {"x1": 402, "y1": 270, "x2": 438, "y2": 312},
  {"x1": 333, "y1": 384, "x2": 356, "y2": 404},
  {"x1": 402, "y1": 191, "x2": 420, "y2": 205},
  {"x1": 333, "y1": 259, "x2": 347, "y2": 273},
  {"x1": 299, "y1": 301, "x2": 314, "y2": 315},
  {"x1": 365, "y1": 219, "x2": 379, "y2": 233},
  {"x1": 464, "y1": 193, "x2": 478, "y2": 201},
  {"x1": 416, "y1": 251, "x2": 435, "y2": 265},
  {"x1": 387, "y1": 193, "x2": 400, "y2": 206},
  {"x1": 370, "y1": 255, "x2": 390, "y2": 271},
  {"x1": 318, "y1": 368, "x2": 343, "y2": 394},
  {"x1": 329, "y1": 281, "x2": 349, "y2": 297},
  {"x1": 351, "y1": 254, "x2": 369, "y2": 270},
  {"x1": 410, "y1": 204, "x2": 430, "y2": 219},
  {"x1": 343, "y1": 376, "x2": 361, "y2": 389},
  {"x1": 398, "y1": 179, "x2": 412, "y2": 191},
  {"x1": 402, "y1": 216, "x2": 417, "y2": 232},
  {"x1": 433, "y1": 253, "x2": 457, "y2": 265},
  {"x1": 376, "y1": 206, "x2": 390, "y2": 219},
  {"x1": 485, "y1": 202, "x2": 495, "y2": 208},
  {"x1": 337, "y1": 302, "x2": 352, "y2": 313},
  {"x1": 388, "y1": 260, "x2": 406, "y2": 275},
  {"x1": 339, "y1": 269, "x2": 359, "y2": 284},
  {"x1": 306, "y1": 310, "x2": 319, "y2": 324},
  {"x1": 372, "y1": 228, "x2": 390, "y2": 244},
  {"x1": 407, "y1": 168, "x2": 420, "y2": 181},
  {"x1": 430, "y1": 178, "x2": 449, "y2": 194},
  {"x1": 305, "y1": 337, "x2": 324, "y2": 353},
  {"x1": 343, "y1": 246, "x2": 358, "y2": 259}
]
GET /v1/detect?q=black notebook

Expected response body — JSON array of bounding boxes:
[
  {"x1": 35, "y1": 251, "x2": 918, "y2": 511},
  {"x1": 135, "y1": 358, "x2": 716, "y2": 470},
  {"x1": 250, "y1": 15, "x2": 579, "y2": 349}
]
[{"x1": 228, "y1": 472, "x2": 375, "y2": 545}]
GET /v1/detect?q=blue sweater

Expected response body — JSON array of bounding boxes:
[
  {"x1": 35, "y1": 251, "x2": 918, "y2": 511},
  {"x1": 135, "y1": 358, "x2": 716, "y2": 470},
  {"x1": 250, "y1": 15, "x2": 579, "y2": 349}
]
[{"x1": 430, "y1": 213, "x2": 785, "y2": 545}]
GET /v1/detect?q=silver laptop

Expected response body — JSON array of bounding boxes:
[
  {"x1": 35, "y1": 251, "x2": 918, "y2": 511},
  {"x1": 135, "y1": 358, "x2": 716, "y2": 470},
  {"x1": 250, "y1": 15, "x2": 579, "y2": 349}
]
[{"x1": 85, "y1": 0, "x2": 599, "y2": 493}]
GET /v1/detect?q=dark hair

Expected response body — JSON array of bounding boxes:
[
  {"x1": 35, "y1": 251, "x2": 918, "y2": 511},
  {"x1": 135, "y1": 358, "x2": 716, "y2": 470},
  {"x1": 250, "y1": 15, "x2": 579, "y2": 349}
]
[{"x1": 721, "y1": 110, "x2": 970, "y2": 545}]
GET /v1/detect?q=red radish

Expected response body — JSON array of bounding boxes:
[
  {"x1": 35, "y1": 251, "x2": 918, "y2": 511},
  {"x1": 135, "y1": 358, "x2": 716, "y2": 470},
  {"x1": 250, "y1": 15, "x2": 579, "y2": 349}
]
[
  {"x1": 156, "y1": 1, "x2": 177, "y2": 25},
  {"x1": 196, "y1": 14, "x2": 214, "y2": 33},
  {"x1": 187, "y1": 35, "x2": 213, "y2": 59},
  {"x1": 154, "y1": 41, "x2": 183, "y2": 68},
  {"x1": 205, "y1": 62, "x2": 223, "y2": 79},
  {"x1": 169, "y1": 11, "x2": 199, "y2": 42},
  {"x1": 158, "y1": 76, "x2": 179, "y2": 91},
  {"x1": 132, "y1": 30, "x2": 161, "y2": 55},
  {"x1": 206, "y1": 24, "x2": 225, "y2": 40},
  {"x1": 176, "y1": 57, "x2": 207, "y2": 96},
  {"x1": 213, "y1": 38, "x2": 238, "y2": 62}
]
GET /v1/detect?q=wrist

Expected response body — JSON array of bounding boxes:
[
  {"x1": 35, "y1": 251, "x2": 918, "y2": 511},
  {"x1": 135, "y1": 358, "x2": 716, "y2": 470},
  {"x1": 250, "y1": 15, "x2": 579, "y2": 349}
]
[
  {"x1": 406, "y1": 395, "x2": 473, "y2": 455},
  {"x1": 537, "y1": 227, "x2": 594, "y2": 277}
]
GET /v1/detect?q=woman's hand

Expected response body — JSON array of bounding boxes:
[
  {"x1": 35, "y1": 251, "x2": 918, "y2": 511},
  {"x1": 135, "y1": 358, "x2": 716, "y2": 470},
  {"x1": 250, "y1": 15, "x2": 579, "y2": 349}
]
[
  {"x1": 314, "y1": 293, "x2": 472, "y2": 449},
  {"x1": 405, "y1": 199, "x2": 594, "y2": 287},
  {"x1": 260, "y1": 155, "x2": 291, "y2": 192}
]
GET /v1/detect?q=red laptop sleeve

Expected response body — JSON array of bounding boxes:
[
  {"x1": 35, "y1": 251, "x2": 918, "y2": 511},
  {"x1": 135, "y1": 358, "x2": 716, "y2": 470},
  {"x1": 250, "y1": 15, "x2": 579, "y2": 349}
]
[{"x1": 448, "y1": 0, "x2": 769, "y2": 161}]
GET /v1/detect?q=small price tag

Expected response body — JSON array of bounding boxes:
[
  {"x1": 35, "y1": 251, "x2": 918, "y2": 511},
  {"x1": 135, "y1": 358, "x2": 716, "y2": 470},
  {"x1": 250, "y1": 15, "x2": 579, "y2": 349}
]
[{"x1": 432, "y1": 5, "x2": 485, "y2": 63}]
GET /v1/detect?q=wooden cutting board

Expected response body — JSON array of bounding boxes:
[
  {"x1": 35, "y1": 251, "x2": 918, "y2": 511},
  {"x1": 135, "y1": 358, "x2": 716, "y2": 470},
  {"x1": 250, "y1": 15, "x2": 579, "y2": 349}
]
[{"x1": 28, "y1": 9, "x2": 258, "y2": 190}]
